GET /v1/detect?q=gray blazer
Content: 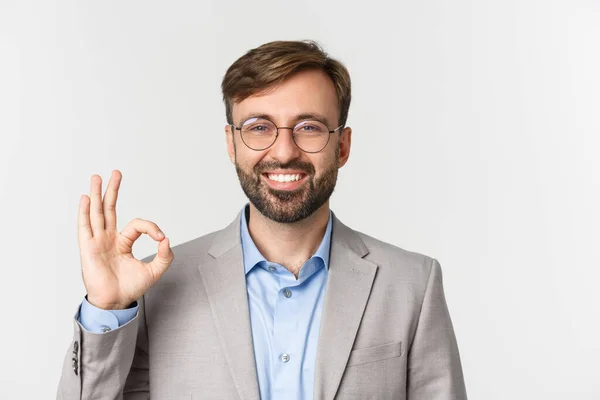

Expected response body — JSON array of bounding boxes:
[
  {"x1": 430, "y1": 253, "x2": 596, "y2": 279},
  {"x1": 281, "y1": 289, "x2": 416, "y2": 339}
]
[{"x1": 57, "y1": 210, "x2": 467, "y2": 399}]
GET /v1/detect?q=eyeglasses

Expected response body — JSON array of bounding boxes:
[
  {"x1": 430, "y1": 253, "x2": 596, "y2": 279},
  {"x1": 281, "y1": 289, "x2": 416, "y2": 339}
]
[{"x1": 231, "y1": 117, "x2": 343, "y2": 153}]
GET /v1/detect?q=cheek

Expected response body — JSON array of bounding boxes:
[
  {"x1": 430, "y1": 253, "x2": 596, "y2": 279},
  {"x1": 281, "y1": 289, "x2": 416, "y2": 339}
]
[
  {"x1": 235, "y1": 149, "x2": 266, "y2": 171},
  {"x1": 313, "y1": 152, "x2": 338, "y2": 174}
]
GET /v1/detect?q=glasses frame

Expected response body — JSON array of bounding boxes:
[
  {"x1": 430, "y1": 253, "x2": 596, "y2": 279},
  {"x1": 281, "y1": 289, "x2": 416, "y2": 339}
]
[{"x1": 231, "y1": 117, "x2": 344, "y2": 154}]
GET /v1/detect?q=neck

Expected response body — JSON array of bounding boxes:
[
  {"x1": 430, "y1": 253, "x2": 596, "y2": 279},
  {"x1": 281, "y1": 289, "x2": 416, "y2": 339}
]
[{"x1": 247, "y1": 202, "x2": 330, "y2": 277}]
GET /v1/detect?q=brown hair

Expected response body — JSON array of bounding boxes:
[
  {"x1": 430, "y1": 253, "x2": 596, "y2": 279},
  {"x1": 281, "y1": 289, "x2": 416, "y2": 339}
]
[{"x1": 221, "y1": 40, "x2": 351, "y2": 127}]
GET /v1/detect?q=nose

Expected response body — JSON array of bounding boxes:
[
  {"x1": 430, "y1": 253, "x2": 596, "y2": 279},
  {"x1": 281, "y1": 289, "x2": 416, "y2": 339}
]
[{"x1": 268, "y1": 128, "x2": 303, "y2": 163}]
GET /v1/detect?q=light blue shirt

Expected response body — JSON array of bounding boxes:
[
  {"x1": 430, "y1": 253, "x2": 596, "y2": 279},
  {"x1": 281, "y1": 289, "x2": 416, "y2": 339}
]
[
  {"x1": 78, "y1": 295, "x2": 137, "y2": 333},
  {"x1": 78, "y1": 205, "x2": 332, "y2": 400},
  {"x1": 241, "y1": 205, "x2": 331, "y2": 400}
]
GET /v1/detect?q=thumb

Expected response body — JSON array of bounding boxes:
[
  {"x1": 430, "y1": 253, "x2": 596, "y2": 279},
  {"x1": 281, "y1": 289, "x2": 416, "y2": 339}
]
[{"x1": 149, "y1": 237, "x2": 174, "y2": 277}]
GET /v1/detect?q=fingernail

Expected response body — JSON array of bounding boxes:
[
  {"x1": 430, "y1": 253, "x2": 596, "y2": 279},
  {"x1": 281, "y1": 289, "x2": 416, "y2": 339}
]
[{"x1": 157, "y1": 231, "x2": 164, "y2": 238}]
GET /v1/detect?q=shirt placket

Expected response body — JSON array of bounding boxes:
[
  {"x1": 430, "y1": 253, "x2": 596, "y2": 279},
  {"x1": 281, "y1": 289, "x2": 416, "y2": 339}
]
[{"x1": 272, "y1": 269, "x2": 304, "y2": 399}]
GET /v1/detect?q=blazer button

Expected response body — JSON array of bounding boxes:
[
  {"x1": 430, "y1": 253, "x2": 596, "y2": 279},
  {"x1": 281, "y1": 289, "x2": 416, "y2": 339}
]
[{"x1": 72, "y1": 357, "x2": 78, "y2": 375}]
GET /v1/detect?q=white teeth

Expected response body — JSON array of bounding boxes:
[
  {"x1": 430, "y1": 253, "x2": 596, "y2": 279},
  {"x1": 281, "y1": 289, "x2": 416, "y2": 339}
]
[{"x1": 267, "y1": 173, "x2": 302, "y2": 182}]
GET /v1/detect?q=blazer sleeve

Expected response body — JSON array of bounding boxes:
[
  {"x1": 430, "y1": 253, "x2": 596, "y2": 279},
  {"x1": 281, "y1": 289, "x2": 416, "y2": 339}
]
[
  {"x1": 407, "y1": 258, "x2": 468, "y2": 400},
  {"x1": 56, "y1": 293, "x2": 150, "y2": 400}
]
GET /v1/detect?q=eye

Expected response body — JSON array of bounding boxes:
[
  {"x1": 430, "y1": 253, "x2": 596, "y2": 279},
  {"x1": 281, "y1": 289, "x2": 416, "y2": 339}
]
[
  {"x1": 299, "y1": 124, "x2": 317, "y2": 132},
  {"x1": 249, "y1": 124, "x2": 268, "y2": 132},
  {"x1": 242, "y1": 118, "x2": 275, "y2": 134},
  {"x1": 295, "y1": 121, "x2": 327, "y2": 134}
]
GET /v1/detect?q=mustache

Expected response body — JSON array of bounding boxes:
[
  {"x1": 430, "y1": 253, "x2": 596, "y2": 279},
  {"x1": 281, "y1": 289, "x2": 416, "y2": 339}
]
[{"x1": 254, "y1": 160, "x2": 315, "y2": 175}]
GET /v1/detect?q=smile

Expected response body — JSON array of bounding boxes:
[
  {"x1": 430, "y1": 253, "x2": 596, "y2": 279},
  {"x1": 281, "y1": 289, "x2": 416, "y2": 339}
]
[
  {"x1": 261, "y1": 172, "x2": 308, "y2": 190},
  {"x1": 266, "y1": 173, "x2": 303, "y2": 182}
]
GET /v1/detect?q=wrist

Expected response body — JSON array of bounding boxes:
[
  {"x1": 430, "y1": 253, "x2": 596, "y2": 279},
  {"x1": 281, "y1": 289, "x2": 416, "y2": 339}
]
[{"x1": 86, "y1": 295, "x2": 135, "y2": 310}]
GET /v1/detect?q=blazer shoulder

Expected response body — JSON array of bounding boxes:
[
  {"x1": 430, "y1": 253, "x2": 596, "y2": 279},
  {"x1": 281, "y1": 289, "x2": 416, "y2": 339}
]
[
  {"x1": 140, "y1": 228, "x2": 222, "y2": 267},
  {"x1": 172, "y1": 230, "x2": 221, "y2": 258},
  {"x1": 353, "y1": 229, "x2": 437, "y2": 283}
]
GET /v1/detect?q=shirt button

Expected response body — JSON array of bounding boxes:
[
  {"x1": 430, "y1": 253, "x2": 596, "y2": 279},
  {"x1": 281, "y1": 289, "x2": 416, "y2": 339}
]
[
  {"x1": 283, "y1": 289, "x2": 292, "y2": 298},
  {"x1": 100, "y1": 326, "x2": 112, "y2": 333},
  {"x1": 268, "y1": 266, "x2": 276, "y2": 272},
  {"x1": 281, "y1": 353, "x2": 290, "y2": 363}
]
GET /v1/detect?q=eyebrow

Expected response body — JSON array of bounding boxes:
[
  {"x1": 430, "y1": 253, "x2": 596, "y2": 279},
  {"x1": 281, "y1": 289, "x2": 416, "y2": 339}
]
[{"x1": 237, "y1": 112, "x2": 333, "y2": 128}]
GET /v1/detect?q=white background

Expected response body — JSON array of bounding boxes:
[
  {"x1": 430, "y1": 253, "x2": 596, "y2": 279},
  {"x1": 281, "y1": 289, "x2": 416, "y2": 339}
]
[{"x1": 1, "y1": 0, "x2": 598, "y2": 398}]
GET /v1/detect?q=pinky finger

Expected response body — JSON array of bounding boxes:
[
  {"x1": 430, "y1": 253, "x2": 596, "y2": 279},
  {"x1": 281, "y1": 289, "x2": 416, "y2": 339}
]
[{"x1": 78, "y1": 194, "x2": 93, "y2": 241}]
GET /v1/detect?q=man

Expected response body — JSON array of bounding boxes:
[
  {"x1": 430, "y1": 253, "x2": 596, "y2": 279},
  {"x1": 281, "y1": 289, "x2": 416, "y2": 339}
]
[{"x1": 57, "y1": 40, "x2": 467, "y2": 399}]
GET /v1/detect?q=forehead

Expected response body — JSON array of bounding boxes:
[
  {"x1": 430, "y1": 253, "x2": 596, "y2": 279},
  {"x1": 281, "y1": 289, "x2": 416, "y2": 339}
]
[{"x1": 232, "y1": 69, "x2": 339, "y2": 124}]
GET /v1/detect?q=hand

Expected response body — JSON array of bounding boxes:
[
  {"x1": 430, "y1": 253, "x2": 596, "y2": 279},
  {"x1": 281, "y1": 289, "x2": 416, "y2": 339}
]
[{"x1": 78, "y1": 170, "x2": 174, "y2": 310}]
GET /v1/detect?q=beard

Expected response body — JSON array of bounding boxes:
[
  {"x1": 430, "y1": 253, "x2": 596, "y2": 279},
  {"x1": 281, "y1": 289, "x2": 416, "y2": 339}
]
[{"x1": 235, "y1": 149, "x2": 339, "y2": 224}]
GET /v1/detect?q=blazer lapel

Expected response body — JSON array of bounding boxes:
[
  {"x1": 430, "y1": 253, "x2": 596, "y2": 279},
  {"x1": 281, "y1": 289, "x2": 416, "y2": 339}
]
[
  {"x1": 197, "y1": 211, "x2": 260, "y2": 400},
  {"x1": 313, "y1": 214, "x2": 378, "y2": 400}
]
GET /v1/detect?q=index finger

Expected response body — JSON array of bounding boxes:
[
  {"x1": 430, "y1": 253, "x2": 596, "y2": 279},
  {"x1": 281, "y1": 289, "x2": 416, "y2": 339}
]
[{"x1": 78, "y1": 194, "x2": 92, "y2": 242}]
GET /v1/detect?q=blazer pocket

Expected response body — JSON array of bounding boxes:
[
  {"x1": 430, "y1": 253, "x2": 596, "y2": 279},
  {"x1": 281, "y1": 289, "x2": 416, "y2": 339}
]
[{"x1": 346, "y1": 341, "x2": 403, "y2": 367}]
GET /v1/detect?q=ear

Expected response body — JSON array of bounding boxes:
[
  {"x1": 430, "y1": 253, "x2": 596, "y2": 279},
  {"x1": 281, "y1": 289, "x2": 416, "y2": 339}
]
[
  {"x1": 337, "y1": 126, "x2": 352, "y2": 168},
  {"x1": 225, "y1": 124, "x2": 236, "y2": 164}
]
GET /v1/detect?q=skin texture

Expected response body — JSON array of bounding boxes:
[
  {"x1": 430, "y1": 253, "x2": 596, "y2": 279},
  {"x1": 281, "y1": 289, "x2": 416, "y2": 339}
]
[{"x1": 226, "y1": 68, "x2": 352, "y2": 277}]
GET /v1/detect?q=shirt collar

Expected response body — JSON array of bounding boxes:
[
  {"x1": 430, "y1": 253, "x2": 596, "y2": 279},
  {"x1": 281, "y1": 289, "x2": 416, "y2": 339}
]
[{"x1": 239, "y1": 204, "x2": 333, "y2": 275}]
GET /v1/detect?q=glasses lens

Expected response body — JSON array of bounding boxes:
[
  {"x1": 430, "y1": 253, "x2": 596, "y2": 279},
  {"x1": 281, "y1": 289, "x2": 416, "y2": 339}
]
[
  {"x1": 241, "y1": 118, "x2": 277, "y2": 150},
  {"x1": 293, "y1": 120, "x2": 330, "y2": 152}
]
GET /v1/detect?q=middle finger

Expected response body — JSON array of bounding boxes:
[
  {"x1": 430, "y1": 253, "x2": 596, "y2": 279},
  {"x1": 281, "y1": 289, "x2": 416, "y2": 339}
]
[{"x1": 89, "y1": 174, "x2": 105, "y2": 235}]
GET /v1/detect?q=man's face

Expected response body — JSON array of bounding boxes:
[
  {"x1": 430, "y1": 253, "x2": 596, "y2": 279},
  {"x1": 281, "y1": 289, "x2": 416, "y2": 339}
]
[{"x1": 226, "y1": 69, "x2": 351, "y2": 223}]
